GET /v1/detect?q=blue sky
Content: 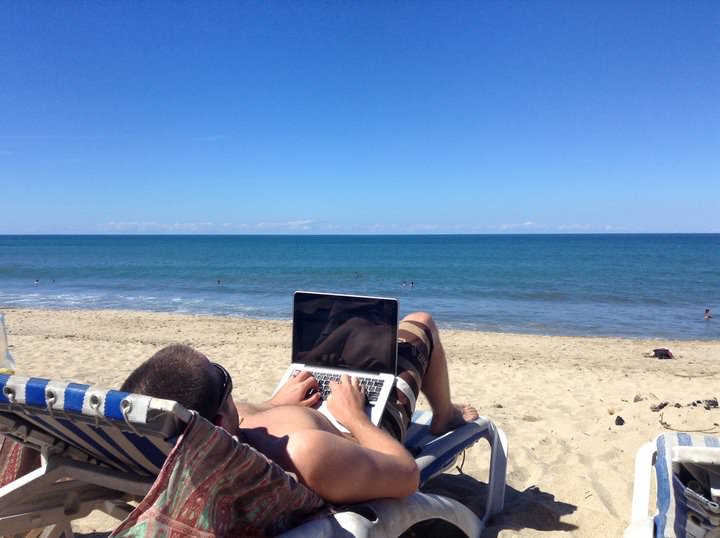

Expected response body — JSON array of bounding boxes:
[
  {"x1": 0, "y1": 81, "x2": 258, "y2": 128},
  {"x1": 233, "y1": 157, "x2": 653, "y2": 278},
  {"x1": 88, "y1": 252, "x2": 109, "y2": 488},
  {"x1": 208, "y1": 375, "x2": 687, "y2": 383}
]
[{"x1": 1, "y1": 2, "x2": 718, "y2": 234}]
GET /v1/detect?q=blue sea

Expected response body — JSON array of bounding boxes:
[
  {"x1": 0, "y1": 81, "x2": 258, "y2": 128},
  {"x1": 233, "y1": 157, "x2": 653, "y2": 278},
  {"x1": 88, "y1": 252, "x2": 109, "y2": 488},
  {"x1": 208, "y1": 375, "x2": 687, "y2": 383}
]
[{"x1": 0, "y1": 234, "x2": 718, "y2": 340}]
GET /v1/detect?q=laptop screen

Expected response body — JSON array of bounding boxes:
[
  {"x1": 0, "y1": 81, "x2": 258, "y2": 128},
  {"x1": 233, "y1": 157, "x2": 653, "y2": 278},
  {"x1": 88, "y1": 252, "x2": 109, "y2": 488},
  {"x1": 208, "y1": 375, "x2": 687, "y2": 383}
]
[{"x1": 292, "y1": 291, "x2": 398, "y2": 375}]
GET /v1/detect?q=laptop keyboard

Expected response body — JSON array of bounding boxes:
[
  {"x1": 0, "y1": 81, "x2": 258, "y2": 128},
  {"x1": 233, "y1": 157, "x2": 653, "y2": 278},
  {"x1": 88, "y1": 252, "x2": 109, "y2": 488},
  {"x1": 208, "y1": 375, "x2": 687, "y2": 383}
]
[{"x1": 293, "y1": 370, "x2": 384, "y2": 403}]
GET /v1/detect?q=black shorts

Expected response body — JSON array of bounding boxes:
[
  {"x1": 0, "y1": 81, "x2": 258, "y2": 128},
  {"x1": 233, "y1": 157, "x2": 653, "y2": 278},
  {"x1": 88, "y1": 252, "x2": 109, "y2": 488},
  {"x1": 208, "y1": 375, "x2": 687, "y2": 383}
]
[{"x1": 380, "y1": 319, "x2": 434, "y2": 442}]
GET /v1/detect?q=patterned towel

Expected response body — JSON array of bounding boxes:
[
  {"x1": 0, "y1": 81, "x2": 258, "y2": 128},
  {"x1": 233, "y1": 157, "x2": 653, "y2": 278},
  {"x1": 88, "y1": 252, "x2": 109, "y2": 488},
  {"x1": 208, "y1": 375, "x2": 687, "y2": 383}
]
[
  {"x1": 0, "y1": 436, "x2": 40, "y2": 487},
  {"x1": 111, "y1": 414, "x2": 330, "y2": 537}
]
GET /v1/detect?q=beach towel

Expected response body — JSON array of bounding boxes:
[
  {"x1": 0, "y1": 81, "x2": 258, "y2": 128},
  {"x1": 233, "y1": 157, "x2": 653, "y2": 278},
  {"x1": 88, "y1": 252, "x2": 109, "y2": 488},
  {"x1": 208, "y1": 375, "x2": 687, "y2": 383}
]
[
  {"x1": 111, "y1": 414, "x2": 330, "y2": 538},
  {"x1": 0, "y1": 436, "x2": 40, "y2": 488}
]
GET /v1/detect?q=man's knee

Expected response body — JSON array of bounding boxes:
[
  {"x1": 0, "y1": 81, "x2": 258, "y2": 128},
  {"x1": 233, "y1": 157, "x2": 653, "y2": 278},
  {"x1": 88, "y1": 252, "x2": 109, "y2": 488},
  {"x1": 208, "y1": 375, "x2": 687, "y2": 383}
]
[
  {"x1": 402, "y1": 311, "x2": 435, "y2": 327},
  {"x1": 402, "y1": 311, "x2": 439, "y2": 340}
]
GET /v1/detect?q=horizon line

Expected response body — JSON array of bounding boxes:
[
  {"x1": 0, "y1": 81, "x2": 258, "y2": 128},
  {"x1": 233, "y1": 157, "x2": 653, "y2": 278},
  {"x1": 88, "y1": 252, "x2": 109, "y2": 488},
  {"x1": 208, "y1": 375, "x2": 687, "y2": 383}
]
[{"x1": 1, "y1": 232, "x2": 718, "y2": 237}]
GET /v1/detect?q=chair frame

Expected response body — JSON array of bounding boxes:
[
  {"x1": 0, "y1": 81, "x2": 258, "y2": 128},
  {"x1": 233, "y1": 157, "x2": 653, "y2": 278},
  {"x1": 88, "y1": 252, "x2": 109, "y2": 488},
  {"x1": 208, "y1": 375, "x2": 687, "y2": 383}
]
[
  {"x1": 281, "y1": 413, "x2": 508, "y2": 537},
  {"x1": 625, "y1": 432, "x2": 720, "y2": 538}
]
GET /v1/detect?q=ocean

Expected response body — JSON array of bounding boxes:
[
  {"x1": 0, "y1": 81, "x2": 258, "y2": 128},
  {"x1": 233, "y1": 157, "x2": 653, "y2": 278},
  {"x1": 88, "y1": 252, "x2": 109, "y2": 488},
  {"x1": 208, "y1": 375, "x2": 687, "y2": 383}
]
[{"x1": 0, "y1": 234, "x2": 718, "y2": 340}]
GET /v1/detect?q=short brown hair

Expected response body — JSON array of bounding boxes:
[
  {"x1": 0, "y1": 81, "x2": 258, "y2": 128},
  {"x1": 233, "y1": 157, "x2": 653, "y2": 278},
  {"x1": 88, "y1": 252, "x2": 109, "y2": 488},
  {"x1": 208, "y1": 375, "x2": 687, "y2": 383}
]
[{"x1": 121, "y1": 344, "x2": 219, "y2": 420}]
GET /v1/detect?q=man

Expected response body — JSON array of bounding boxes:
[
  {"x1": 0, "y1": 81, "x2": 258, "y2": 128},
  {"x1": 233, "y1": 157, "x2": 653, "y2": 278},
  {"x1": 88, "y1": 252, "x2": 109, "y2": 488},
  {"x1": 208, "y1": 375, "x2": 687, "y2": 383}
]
[{"x1": 121, "y1": 311, "x2": 477, "y2": 504}]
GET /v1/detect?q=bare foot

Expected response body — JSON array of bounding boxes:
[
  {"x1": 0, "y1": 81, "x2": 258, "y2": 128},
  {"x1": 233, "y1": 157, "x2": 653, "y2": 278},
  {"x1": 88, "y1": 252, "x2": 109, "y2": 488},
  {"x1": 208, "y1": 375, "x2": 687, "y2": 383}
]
[{"x1": 429, "y1": 403, "x2": 479, "y2": 435}]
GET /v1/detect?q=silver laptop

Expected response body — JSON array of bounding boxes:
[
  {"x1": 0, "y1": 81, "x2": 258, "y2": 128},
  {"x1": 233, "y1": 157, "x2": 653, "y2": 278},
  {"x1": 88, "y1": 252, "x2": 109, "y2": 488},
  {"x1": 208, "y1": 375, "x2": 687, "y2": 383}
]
[{"x1": 274, "y1": 291, "x2": 398, "y2": 433}]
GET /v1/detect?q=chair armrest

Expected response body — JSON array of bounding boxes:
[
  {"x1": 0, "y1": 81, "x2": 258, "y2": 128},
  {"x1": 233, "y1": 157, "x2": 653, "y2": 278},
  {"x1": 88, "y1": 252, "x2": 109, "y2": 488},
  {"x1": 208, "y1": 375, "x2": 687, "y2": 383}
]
[{"x1": 624, "y1": 441, "x2": 657, "y2": 537}]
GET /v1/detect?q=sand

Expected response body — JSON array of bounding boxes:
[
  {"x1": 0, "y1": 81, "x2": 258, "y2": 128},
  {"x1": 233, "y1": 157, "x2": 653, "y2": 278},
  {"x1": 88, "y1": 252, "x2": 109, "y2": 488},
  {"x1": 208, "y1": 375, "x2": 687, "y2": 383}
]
[{"x1": 3, "y1": 308, "x2": 720, "y2": 537}]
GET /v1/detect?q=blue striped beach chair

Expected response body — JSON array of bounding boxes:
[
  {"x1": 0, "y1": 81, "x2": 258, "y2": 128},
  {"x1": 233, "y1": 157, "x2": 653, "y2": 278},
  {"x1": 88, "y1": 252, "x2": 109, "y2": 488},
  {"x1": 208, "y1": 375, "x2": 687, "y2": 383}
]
[
  {"x1": 0, "y1": 374, "x2": 507, "y2": 537},
  {"x1": 0, "y1": 373, "x2": 190, "y2": 537},
  {"x1": 625, "y1": 432, "x2": 720, "y2": 538}
]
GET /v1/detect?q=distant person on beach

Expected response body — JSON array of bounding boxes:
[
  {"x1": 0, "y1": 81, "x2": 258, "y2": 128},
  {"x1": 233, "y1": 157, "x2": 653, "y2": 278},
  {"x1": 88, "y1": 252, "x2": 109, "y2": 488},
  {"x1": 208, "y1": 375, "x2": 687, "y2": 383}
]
[
  {"x1": 121, "y1": 311, "x2": 478, "y2": 504},
  {"x1": 705, "y1": 308, "x2": 712, "y2": 320}
]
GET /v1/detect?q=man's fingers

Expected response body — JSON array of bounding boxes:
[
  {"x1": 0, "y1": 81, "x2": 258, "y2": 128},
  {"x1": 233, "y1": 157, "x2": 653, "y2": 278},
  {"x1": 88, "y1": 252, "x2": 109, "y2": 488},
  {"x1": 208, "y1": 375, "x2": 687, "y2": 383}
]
[
  {"x1": 295, "y1": 371, "x2": 315, "y2": 382},
  {"x1": 349, "y1": 376, "x2": 365, "y2": 394},
  {"x1": 301, "y1": 376, "x2": 319, "y2": 390},
  {"x1": 330, "y1": 376, "x2": 342, "y2": 388},
  {"x1": 329, "y1": 375, "x2": 363, "y2": 396}
]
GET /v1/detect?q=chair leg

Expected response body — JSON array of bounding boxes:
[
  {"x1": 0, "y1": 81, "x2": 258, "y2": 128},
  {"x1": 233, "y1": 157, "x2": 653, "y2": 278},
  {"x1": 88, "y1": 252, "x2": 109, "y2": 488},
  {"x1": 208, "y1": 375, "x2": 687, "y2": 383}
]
[
  {"x1": 483, "y1": 422, "x2": 509, "y2": 520},
  {"x1": 0, "y1": 458, "x2": 132, "y2": 536},
  {"x1": 37, "y1": 522, "x2": 74, "y2": 538},
  {"x1": 98, "y1": 498, "x2": 136, "y2": 521}
]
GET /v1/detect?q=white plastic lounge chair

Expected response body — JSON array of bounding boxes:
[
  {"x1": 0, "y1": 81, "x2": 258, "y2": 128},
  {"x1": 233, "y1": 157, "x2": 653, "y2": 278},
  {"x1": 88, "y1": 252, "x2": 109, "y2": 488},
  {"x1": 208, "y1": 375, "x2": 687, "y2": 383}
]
[
  {"x1": 625, "y1": 432, "x2": 720, "y2": 538},
  {"x1": 0, "y1": 374, "x2": 507, "y2": 537}
]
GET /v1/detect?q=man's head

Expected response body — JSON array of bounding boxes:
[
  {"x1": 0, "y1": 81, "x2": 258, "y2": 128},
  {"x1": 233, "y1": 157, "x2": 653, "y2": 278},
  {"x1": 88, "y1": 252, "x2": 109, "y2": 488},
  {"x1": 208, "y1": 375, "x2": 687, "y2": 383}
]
[{"x1": 121, "y1": 344, "x2": 237, "y2": 429}]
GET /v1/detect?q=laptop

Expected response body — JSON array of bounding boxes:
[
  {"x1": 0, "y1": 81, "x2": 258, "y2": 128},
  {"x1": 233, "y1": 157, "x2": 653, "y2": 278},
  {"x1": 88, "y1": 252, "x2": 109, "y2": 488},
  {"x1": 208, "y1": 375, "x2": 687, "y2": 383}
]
[{"x1": 273, "y1": 291, "x2": 399, "y2": 433}]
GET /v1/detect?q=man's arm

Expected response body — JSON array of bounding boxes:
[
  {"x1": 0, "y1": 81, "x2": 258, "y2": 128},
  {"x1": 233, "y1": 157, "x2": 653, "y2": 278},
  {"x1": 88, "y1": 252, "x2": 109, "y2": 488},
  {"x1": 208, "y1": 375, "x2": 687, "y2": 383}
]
[{"x1": 282, "y1": 375, "x2": 419, "y2": 504}]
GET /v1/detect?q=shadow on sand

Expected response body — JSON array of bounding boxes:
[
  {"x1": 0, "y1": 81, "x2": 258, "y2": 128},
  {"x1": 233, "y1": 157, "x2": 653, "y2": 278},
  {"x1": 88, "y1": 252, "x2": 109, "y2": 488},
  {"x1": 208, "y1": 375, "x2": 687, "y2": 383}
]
[
  {"x1": 403, "y1": 472, "x2": 578, "y2": 537},
  {"x1": 76, "y1": 473, "x2": 577, "y2": 538}
]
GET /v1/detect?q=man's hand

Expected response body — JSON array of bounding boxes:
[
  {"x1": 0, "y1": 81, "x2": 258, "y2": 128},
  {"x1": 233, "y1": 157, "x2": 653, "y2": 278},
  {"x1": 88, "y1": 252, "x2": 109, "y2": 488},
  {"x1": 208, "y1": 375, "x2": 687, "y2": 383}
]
[
  {"x1": 326, "y1": 374, "x2": 367, "y2": 427},
  {"x1": 270, "y1": 371, "x2": 321, "y2": 407}
]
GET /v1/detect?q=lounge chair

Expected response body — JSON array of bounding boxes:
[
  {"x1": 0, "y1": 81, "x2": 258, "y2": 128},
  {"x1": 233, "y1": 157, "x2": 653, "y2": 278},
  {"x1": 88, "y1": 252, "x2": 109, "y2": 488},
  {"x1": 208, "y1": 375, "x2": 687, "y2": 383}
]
[
  {"x1": 625, "y1": 432, "x2": 720, "y2": 538},
  {"x1": 0, "y1": 373, "x2": 507, "y2": 537}
]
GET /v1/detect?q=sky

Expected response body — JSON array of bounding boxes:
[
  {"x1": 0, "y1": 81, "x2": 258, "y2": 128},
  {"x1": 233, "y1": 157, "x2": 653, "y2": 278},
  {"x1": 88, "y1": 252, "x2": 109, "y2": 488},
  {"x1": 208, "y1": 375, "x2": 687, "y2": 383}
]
[{"x1": 1, "y1": 1, "x2": 718, "y2": 234}]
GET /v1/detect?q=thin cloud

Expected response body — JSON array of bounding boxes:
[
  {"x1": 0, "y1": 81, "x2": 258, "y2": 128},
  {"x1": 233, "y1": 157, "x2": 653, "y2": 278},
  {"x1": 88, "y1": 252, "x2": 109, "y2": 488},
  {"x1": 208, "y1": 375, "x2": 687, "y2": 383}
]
[
  {"x1": 98, "y1": 221, "x2": 217, "y2": 233},
  {"x1": 556, "y1": 223, "x2": 593, "y2": 231},
  {"x1": 498, "y1": 221, "x2": 541, "y2": 231},
  {"x1": 96, "y1": 220, "x2": 636, "y2": 234},
  {"x1": 557, "y1": 223, "x2": 628, "y2": 232},
  {"x1": 253, "y1": 220, "x2": 315, "y2": 231},
  {"x1": 98, "y1": 220, "x2": 321, "y2": 233},
  {"x1": 365, "y1": 223, "x2": 444, "y2": 233}
]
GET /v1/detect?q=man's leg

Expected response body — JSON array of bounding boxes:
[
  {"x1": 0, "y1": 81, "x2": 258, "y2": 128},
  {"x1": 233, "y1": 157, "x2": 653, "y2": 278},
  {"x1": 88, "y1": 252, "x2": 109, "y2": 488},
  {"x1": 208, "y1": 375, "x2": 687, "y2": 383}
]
[{"x1": 399, "y1": 312, "x2": 478, "y2": 435}]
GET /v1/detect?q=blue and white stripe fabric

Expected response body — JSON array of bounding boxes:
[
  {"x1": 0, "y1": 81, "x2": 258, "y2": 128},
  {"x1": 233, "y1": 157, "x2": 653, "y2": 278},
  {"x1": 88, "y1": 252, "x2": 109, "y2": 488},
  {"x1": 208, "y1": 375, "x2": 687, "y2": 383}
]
[
  {"x1": 0, "y1": 374, "x2": 191, "y2": 477},
  {"x1": 654, "y1": 432, "x2": 720, "y2": 538}
]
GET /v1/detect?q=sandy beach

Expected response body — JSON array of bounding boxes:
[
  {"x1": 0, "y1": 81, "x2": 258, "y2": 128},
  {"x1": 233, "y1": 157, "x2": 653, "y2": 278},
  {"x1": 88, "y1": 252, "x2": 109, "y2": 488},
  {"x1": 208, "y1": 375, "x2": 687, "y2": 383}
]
[{"x1": 3, "y1": 308, "x2": 720, "y2": 537}]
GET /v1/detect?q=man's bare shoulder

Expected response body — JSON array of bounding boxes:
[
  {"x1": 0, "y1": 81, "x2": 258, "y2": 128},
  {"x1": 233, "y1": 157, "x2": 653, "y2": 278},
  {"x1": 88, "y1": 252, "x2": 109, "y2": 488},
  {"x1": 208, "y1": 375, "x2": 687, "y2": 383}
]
[
  {"x1": 240, "y1": 408, "x2": 356, "y2": 482},
  {"x1": 241, "y1": 405, "x2": 342, "y2": 437}
]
